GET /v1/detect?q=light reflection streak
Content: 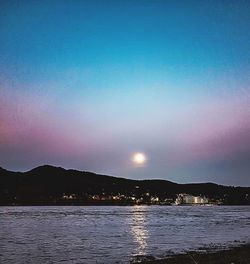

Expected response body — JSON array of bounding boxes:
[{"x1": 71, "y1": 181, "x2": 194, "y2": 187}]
[{"x1": 130, "y1": 206, "x2": 149, "y2": 256}]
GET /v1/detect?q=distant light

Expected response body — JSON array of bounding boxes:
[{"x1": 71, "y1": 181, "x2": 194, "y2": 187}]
[{"x1": 132, "y1": 152, "x2": 147, "y2": 165}]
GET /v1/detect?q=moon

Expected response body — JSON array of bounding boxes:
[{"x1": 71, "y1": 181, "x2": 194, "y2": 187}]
[{"x1": 132, "y1": 152, "x2": 147, "y2": 165}]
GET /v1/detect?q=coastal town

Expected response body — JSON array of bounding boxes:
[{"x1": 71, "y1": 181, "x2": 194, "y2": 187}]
[
  {"x1": 60, "y1": 192, "x2": 223, "y2": 205},
  {"x1": 1, "y1": 165, "x2": 249, "y2": 206}
]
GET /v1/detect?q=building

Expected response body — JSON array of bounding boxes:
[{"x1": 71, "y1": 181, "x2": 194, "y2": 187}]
[{"x1": 175, "y1": 193, "x2": 209, "y2": 205}]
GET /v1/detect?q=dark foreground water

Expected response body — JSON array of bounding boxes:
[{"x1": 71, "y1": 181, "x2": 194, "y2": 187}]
[{"x1": 0, "y1": 206, "x2": 250, "y2": 264}]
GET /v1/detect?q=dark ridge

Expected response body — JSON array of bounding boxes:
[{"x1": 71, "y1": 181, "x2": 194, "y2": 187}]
[
  {"x1": 0, "y1": 166, "x2": 7, "y2": 172},
  {"x1": 0, "y1": 165, "x2": 249, "y2": 205},
  {"x1": 27, "y1": 164, "x2": 66, "y2": 173}
]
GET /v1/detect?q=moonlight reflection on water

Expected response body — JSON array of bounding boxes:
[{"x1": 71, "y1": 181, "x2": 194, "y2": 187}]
[
  {"x1": 130, "y1": 206, "x2": 149, "y2": 256},
  {"x1": 0, "y1": 206, "x2": 250, "y2": 264}
]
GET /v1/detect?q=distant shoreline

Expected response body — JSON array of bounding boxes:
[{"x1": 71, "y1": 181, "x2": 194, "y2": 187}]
[
  {"x1": 1, "y1": 165, "x2": 250, "y2": 206},
  {"x1": 132, "y1": 243, "x2": 250, "y2": 264},
  {"x1": 1, "y1": 204, "x2": 250, "y2": 207}
]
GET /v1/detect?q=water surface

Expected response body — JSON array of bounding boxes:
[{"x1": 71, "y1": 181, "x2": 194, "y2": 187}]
[{"x1": 0, "y1": 206, "x2": 250, "y2": 263}]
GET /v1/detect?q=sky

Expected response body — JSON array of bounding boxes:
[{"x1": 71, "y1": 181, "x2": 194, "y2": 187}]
[{"x1": 0, "y1": 0, "x2": 250, "y2": 186}]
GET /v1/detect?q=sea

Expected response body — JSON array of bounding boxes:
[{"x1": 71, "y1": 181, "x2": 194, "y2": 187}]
[{"x1": 0, "y1": 206, "x2": 250, "y2": 264}]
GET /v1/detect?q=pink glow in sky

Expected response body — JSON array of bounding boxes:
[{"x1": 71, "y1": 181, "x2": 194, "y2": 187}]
[{"x1": 1, "y1": 0, "x2": 250, "y2": 185}]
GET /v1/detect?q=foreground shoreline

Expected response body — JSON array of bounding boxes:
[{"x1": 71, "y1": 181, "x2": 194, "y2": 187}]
[{"x1": 132, "y1": 244, "x2": 250, "y2": 264}]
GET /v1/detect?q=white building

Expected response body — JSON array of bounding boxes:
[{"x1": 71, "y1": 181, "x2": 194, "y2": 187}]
[{"x1": 175, "y1": 193, "x2": 209, "y2": 205}]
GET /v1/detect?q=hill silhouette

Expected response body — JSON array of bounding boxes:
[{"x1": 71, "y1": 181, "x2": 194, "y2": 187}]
[{"x1": 0, "y1": 165, "x2": 249, "y2": 205}]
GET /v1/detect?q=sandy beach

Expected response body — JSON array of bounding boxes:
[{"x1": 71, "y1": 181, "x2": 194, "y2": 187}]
[{"x1": 132, "y1": 244, "x2": 250, "y2": 264}]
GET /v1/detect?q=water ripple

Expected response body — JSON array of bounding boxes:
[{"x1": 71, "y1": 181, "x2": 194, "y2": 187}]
[{"x1": 0, "y1": 206, "x2": 250, "y2": 263}]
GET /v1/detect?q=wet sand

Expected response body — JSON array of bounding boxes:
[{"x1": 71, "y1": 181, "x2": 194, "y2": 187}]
[{"x1": 132, "y1": 244, "x2": 250, "y2": 264}]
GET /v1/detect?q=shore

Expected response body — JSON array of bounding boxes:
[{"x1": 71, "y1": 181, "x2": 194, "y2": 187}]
[{"x1": 131, "y1": 244, "x2": 250, "y2": 264}]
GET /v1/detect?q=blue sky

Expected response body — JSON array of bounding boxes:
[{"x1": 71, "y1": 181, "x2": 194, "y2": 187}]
[{"x1": 0, "y1": 0, "x2": 250, "y2": 185}]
